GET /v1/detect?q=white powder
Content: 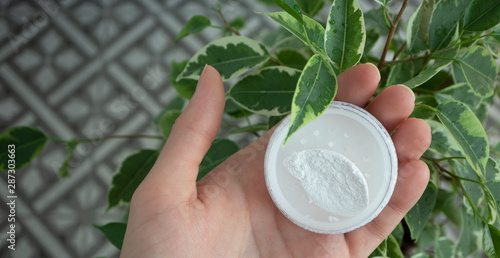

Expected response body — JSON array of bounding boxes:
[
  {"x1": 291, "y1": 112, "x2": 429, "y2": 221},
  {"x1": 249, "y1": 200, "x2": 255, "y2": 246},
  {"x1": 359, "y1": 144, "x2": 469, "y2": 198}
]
[{"x1": 283, "y1": 149, "x2": 369, "y2": 217}]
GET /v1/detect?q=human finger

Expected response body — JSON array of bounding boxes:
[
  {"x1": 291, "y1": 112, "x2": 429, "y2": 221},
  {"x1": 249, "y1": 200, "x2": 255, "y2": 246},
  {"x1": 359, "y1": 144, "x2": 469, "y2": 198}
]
[
  {"x1": 334, "y1": 63, "x2": 380, "y2": 107},
  {"x1": 365, "y1": 85, "x2": 415, "y2": 132},
  {"x1": 143, "y1": 65, "x2": 225, "y2": 203},
  {"x1": 344, "y1": 118, "x2": 431, "y2": 256}
]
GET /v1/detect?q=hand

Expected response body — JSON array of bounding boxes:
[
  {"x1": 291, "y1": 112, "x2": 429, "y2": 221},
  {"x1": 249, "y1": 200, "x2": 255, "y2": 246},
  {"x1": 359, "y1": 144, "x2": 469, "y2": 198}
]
[{"x1": 121, "y1": 64, "x2": 431, "y2": 257}]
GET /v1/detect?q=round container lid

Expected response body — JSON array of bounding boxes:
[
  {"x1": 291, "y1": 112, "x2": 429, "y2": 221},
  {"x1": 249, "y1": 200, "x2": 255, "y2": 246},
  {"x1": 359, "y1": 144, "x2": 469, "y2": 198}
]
[{"x1": 264, "y1": 101, "x2": 398, "y2": 234}]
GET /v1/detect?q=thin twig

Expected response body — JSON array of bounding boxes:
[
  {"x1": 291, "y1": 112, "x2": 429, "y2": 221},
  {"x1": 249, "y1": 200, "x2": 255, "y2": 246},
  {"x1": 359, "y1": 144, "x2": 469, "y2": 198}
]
[
  {"x1": 384, "y1": 54, "x2": 428, "y2": 66},
  {"x1": 217, "y1": 9, "x2": 240, "y2": 36},
  {"x1": 378, "y1": 0, "x2": 409, "y2": 70},
  {"x1": 392, "y1": 42, "x2": 407, "y2": 61}
]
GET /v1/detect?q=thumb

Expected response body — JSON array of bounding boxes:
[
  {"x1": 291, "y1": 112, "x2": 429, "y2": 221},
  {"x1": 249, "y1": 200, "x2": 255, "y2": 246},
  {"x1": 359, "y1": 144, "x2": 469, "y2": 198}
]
[{"x1": 147, "y1": 65, "x2": 225, "y2": 203}]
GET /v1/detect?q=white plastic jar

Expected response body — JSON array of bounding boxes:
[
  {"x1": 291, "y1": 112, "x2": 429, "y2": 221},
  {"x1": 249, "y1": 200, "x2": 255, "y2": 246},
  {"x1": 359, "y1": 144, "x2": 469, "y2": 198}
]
[{"x1": 264, "y1": 101, "x2": 398, "y2": 234}]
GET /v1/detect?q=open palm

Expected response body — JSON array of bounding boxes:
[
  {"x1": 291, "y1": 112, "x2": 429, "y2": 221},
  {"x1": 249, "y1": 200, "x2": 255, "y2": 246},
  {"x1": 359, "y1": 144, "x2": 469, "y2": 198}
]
[{"x1": 121, "y1": 64, "x2": 431, "y2": 257}]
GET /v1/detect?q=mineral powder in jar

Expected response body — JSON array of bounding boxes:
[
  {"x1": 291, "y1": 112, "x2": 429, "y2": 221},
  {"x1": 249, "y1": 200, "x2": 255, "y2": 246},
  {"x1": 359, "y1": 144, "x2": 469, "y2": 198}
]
[{"x1": 264, "y1": 101, "x2": 398, "y2": 234}]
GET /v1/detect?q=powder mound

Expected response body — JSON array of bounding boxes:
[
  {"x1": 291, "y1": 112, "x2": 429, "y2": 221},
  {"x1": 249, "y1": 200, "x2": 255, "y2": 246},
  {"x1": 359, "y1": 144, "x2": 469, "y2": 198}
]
[{"x1": 283, "y1": 149, "x2": 369, "y2": 217}]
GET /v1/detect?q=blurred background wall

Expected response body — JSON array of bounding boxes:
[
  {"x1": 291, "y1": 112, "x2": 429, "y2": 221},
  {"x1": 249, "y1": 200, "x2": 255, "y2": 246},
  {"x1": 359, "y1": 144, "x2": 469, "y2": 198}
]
[{"x1": 0, "y1": 0, "x2": 498, "y2": 257}]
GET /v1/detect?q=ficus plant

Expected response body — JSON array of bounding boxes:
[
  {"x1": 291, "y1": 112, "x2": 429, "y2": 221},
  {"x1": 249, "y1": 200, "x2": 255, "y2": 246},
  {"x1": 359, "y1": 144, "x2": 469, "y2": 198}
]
[{"x1": 1, "y1": 0, "x2": 500, "y2": 256}]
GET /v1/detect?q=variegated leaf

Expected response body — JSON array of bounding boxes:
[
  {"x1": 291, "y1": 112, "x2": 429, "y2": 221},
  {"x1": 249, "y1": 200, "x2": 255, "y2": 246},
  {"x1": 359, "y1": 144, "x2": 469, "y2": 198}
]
[
  {"x1": 272, "y1": 0, "x2": 303, "y2": 24},
  {"x1": 428, "y1": 0, "x2": 471, "y2": 51},
  {"x1": 436, "y1": 100, "x2": 490, "y2": 179},
  {"x1": 261, "y1": 12, "x2": 326, "y2": 56},
  {"x1": 325, "y1": 0, "x2": 365, "y2": 72},
  {"x1": 463, "y1": 0, "x2": 500, "y2": 32},
  {"x1": 451, "y1": 46, "x2": 498, "y2": 98},
  {"x1": 177, "y1": 36, "x2": 269, "y2": 81},
  {"x1": 227, "y1": 66, "x2": 301, "y2": 116},
  {"x1": 403, "y1": 47, "x2": 458, "y2": 88},
  {"x1": 407, "y1": 0, "x2": 436, "y2": 54},
  {"x1": 284, "y1": 54, "x2": 337, "y2": 145}
]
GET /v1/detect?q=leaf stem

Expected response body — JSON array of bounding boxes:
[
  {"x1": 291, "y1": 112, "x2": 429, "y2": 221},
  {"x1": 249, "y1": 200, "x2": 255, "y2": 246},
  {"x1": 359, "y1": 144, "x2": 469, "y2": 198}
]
[
  {"x1": 377, "y1": 0, "x2": 409, "y2": 70},
  {"x1": 436, "y1": 156, "x2": 466, "y2": 162},
  {"x1": 458, "y1": 181, "x2": 488, "y2": 224},
  {"x1": 422, "y1": 155, "x2": 488, "y2": 223}
]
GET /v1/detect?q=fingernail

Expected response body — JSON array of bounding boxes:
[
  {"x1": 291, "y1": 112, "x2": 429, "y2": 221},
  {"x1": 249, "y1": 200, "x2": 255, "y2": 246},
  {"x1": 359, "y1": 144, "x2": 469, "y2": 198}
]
[
  {"x1": 200, "y1": 64, "x2": 209, "y2": 77},
  {"x1": 396, "y1": 84, "x2": 415, "y2": 101},
  {"x1": 364, "y1": 62, "x2": 380, "y2": 82}
]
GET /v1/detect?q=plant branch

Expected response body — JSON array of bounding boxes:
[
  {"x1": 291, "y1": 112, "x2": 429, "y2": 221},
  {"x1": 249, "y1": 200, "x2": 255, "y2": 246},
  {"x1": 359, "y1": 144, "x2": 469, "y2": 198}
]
[
  {"x1": 216, "y1": 8, "x2": 240, "y2": 36},
  {"x1": 392, "y1": 42, "x2": 407, "y2": 61},
  {"x1": 377, "y1": 0, "x2": 409, "y2": 70},
  {"x1": 384, "y1": 54, "x2": 428, "y2": 66}
]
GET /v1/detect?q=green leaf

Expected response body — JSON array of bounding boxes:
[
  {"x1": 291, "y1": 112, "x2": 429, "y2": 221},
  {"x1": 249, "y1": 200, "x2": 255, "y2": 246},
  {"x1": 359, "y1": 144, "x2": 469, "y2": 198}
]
[
  {"x1": 157, "y1": 110, "x2": 182, "y2": 139},
  {"x1": 229, "y1": 16, "x2": 245, "y2": 31},
  {"x1": 425, "y1": 120, "x2": 461, "y2": 157},
  {"x1": 411, "y1": 95, "x2": 437, "y2": 120},
  {"x1": 434, "y1": 189, "x2": 461, "y2": 226},
  {"x1": 434, "y1": 237, "x2": 456, "y2": 258},
  {"x1": 363, "y1": 28, "x2": 379, "y2": 55},
  {"x1": 227, "y1": 66, "x2": 301, "y2": 116},
  {"x1": 405, "y1": 182, "x2": 438, "y2": 240},
  {"x1": 153, "y1": 96, "x2": 185, "y2": 126},
  {"x1": 261, "y1": 12, "x2": 326, "y2": 56},
  {"x1": 373, "y1": 0, "x2": 392, "y2": 6},
  {"x1": 435, "y1": 83, "x2": 482, "y2": 111},
  {"x1": 274, "y1": 48, "x2": 309, "y2": 69},
  {"x1": 407, "y1": 0, "x2": 435, "y2": 54},
  {"x1": 391, "y1": 223, "x2": 405, "y2": 246},
  {"x1": 296, "y1": 0, "x2": 324, "y2": 17},
  {"x1": 457, "y1": 198, "x2": 482, "y2": 257},
  {"x1": 428, "y1": 0, "x2": 471, "y2": 51},
  {"x1": 483, "y1": 36, "x2": 500, "y2": 59},
  {"x1": 226, "y1": 123, "x2": 268, "y2": 136},
  {"x1": 372, "y1": 235, "x2": 403, "y2": 258},
  {"x1": 486, "y1": 180, "x2": 500, "y2": 204},
  {"x1": 403, "y1": 47, "x2": 459, "y2": 88},
  {"x1": 197, "y1": 139, "x2": 240, "y2": 180},
  {"x1": 364, "y1": 6, "x2": 394, "y2": 36},
  {"x1": 385, "y1": 61, "x2": 416, "y2": 87},
  {"x1": 483, "y1": 224, "x2": 500, "y2": 258},
  {"x1": 482, "y1": 184, "x2": 499, "y2": 223},
  {"x1": 463, "y1": 0, "x2": 500, "y2": 31},
  {"x1": 284, "y1": 54, "x2": 337, "y2": 145},
  {"x1": 493, "y1": 25, "x2": 500, "y2": 42},
  {"x1": 268, "y1": 115, "x2": 286, "y2": 129},
  {"x1": 224, "y1": 99, "x2": 252, "y2": 119},
  {"x1": 177, "y1": 36, "x2": 269, "y2": 81},
  {"x1": 169, "y1": 60, "x2": 197, "y2": 99},
  {"x1": 174, "y1": 15, "x2": 211, "y2": 42},
  {"x1": 272, "y1": 0, "x2": 304, "y2": 24},
  {"x1": 94, "y1": 223, "x2": 127, "y2": 250},
  {"x1": 324, "y1": 0, "x2": 365, "y2": 72},
  {"x1": 485, "y1": 158, "x2": 500, "y2": 181},
  {"x1": 0, "y1": 126, "x2": 47, "y2": 171},
  {"x1": 58, "y1": 139, "x2": 79, "y2": 178},
  {"x1": 410, "y1": 253, "x2": 431, "y2": 258},
  {"x1": 107, "y1": 149, "x2": 158, "y2": 210},
  {"x1": 436, "y1": 100, "x2": 489, "y2": 179},
  {"x1": 261, "y1": 28, "x2": 306, "y2": 51},
  {"x1": 451, "y1": 46, "x2": 498, "y2": 98}
]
